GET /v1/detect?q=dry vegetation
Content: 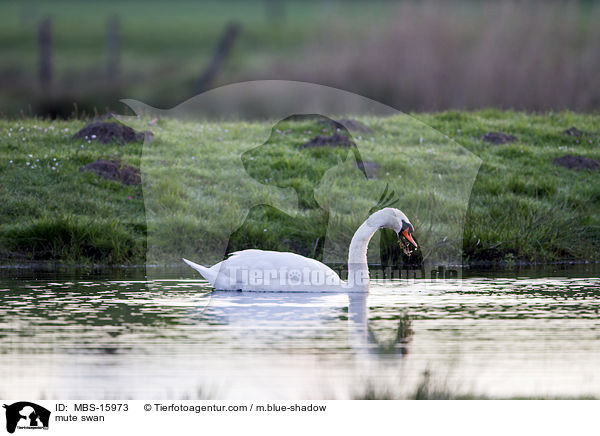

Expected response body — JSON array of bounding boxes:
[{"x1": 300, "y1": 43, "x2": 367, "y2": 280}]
[{"x1": 265, "y1": 1, "x2": 600, "y2": 111}]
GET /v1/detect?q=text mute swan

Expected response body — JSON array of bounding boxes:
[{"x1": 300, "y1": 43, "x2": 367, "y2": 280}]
[{"x1": 183, "y1": 207, "x2": 417, "y2": 292}]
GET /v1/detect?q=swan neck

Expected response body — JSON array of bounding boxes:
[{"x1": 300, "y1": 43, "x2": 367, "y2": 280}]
[{"x1": 347, "y1": 220, "x2": 377, "y2": 292}]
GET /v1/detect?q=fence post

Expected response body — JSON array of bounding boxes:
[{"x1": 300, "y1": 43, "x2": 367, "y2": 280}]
[
  {"x1": 195, "y1": 22, "x2": 241, "y2": 94},
  {"x1": 106, "y1": 15, "x2": 120, "y2": 84},
  {"x1": 39, "y1": 17, "x2": 52, "y2": 90}
]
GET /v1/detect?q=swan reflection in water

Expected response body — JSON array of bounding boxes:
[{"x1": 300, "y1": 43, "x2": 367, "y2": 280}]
[
  {"x1": 51, "y1": 285, "x2": 413, "y2": 399},
  {"x1": 188, "y1": 289, "x2": 412, "y2": 359}
]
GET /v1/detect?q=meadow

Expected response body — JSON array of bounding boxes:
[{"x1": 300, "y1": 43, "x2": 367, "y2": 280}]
[{"x1": 0, "y1": 111, "x2": 598, "y2": 266}]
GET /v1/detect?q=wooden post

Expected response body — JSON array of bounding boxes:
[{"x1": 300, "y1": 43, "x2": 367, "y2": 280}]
[
  {"x1": 39, "y1": 17, "x2": 52, "y2": 90},
  {"x1": 195, "y1": 22, "x2": 241, "y2": 94},
  {"x1": 106, "y1": 15, "x2": 120, "y2": 83}
]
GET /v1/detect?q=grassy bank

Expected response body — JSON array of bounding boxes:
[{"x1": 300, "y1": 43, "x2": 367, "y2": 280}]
[
  {"x1": 0, "y1": 110, "x2": 598, "y2": 266},
  {"x1": 417, "y1": 111, "x2": 600, "y2": 264}
]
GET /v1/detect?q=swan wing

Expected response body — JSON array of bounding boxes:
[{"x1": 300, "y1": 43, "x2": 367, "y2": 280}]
[{"x1": 215, "y1": 249, "x2": 343, "y2": 291}]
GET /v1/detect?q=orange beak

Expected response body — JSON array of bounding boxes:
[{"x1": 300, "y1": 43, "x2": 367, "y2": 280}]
[{"x1": 402, "y1": 228, "x2": 418, "y2": 248}]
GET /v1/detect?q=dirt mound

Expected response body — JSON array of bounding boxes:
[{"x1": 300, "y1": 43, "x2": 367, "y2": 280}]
[
  {"x1": 300, "y1": 133, "x2": 355, "y2": 148},
  {"x1": 322, "y1": 118, "x2": 373, "y2": 134},
  {"x1": 80, "y1": 159, "x2": 141, "y2": 185},
  {"x1": 281, "y1": 114, "x2": 373, "y2": 135},
  {"x1": 482, "y1": 132, "x2": 516, "y2": 144},
  {"x1": 73, "y1": 122, "x2": 147, "y2": 144},
  {"x1": 338, "y1": 118, "x2": 373, "y2": 134},
  {"x1": 553, "y1": 154, "x2": 600, "y2": 171},
  {"x1": 564, "y1": 127, "x2": 584, "y2": 137}
]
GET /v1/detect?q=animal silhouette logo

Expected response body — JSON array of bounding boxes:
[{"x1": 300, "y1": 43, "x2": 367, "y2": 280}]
[
  {"x1": 121, "y1": 80, "x2": 482, "y2": 286},
  {"x1": 3, "y1": 402, "x2": 50, "y2": 434}
]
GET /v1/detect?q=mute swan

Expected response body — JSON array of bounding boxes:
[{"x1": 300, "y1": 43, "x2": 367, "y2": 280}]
[{"x1": 183, "y1": 207, "x2": 417, "y2": 292}]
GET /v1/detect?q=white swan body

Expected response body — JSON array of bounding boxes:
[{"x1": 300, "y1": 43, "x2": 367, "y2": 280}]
[{"x1": 183, "y1": 207, "x2": 417, "y2": 293}]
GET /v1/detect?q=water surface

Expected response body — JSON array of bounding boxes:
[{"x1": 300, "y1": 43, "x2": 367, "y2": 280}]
[{"x1": 1, "y1": 264, "x2": 599, "y2": 399}]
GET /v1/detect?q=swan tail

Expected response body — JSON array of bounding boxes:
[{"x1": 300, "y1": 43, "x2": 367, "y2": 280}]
[{"x1": 182, "y1": 258, "x2": 218, "y2": 285}]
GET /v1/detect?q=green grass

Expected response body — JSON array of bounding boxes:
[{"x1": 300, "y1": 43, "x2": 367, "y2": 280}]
[
  {"x1": 0, "y1": 119, "x2": 146, "y2": 263},
  {"x1": 416, "y1": 110, "x2": 600, "y2": 264},
  {"x1": 0, "y1": 110, "x2": 598, "y2": 265}
]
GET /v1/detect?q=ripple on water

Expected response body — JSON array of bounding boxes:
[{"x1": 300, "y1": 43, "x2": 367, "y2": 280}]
[{"x1": 0, "y1": 272, "x2": 599, "y2": 399}]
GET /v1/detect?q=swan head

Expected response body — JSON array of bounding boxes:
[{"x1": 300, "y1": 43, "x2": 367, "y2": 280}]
[{"x1": 367, "y1": 207, "x2": 418, "y2": 256}]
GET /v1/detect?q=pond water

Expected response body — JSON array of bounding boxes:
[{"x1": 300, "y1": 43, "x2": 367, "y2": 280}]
[{"x1": 1, "y1": 264, "x2": 599, "y2": 399}]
